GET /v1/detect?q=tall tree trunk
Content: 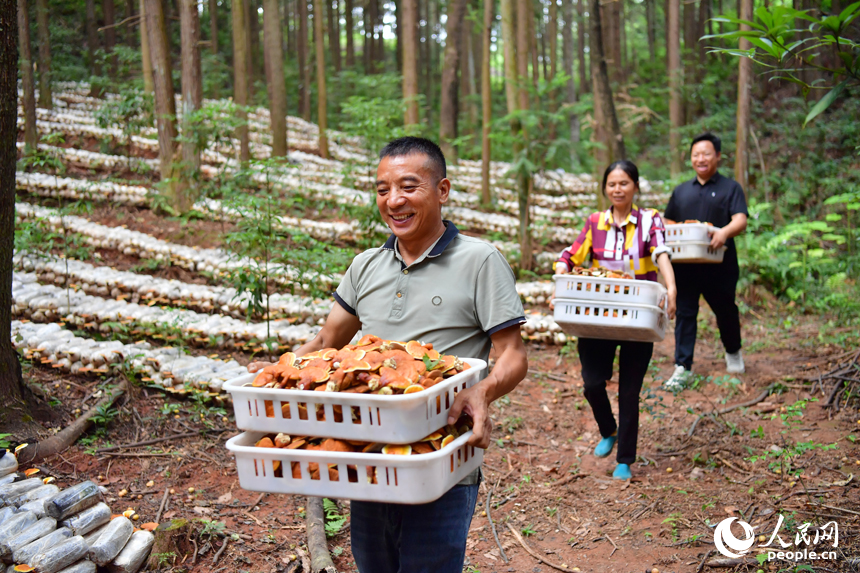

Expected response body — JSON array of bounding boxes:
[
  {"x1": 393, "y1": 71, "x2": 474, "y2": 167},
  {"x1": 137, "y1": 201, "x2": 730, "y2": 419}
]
[
  {"x1": 402, "y1": 0, "x2": 419, "y2": 125},
  {"x1": 140, "y1": 0, "x2": 154, "y2": 93},
  {"x1": 144, "y1": 0, "x2": 182, "y2": 207},
  {"x1": 602, "y1": 0, "x2": 621, "y2": 84},
  {"x1": 368, "y1": 0, "x2": 378, "y2": 68},
  {"x1": 179, "y1": 0, "x2": 201, "y2": 208},
  {"x1": 563, "y1": 0, "x2": 580, "y2": 168},
  {"x1": 646, "y1": 0, "x2": 656, "y2": 62},
  {"x1": 516, "y1": 0, "x2": 533, "y2": 271},
  {"x1": 547, "y1": 0, "x2": 558, "y2": 138},
  {"x1": 394, "y1": 0, "x2": 402, "y2": 71},
  {"x1": 35, "y1": 0, "x2": 51, "y2": 109},
  {"x1": 668, "y1": 0, "x2": 682, "y2": 176},
  {"x1": 620, "y1": 0, "x2": 627, "y2": 71},
  {"x1": 264, "y1": 0, "x2": 288, "y2": 156},
  {"x1": 125, "y1": 0, "x2": 135, "y2": 46},
  {"x1": 232, "y1": 0, "x2": 251, "y2": 160},
  {"x1": 313, "y1": 0, "x2": 329, "y2": 157},
  {"x1": 86, "y1": 0, "x2": 101, "y2": 78},
  {"x1": 329, "y1": 0, "x2": 342, "y2": 72},
  {"x1": 423, "y1": 0, "x2": 433, "y2": 125},
  {"x1": 734, "y1": 0, "x2": 751, "y2": 191},
  {"x1": 682, "y1": 0, "x2": 695, "y2": 121},
  {"x1": 285, "y1": 0, "x2": 293, "y2": 56},
  {"x1": 528, "y1": 0, "x2": 539, "y2": 88},
  {"x1": 248, "y1": 0, "x2": 263, "y2": 83},
  {"x1": 374, "y1": 0, "x2": 384, "y2": 67},
  {"x1": 548, "y1": 0, "x2": 558, "y2": 83},
  {"x1": 696, "y1": 0, "x2": 708, "y2": 67},
  {"x1": 297, "y1": 0, "x2": 311, "y2": 120},
  {"x1": 362, "y1": 0, "x2": 371, "y2": 72},
  {"x1": 500, "y1": 0, "x2": 517, "y2": 115},
  {"x1": 589, "y1": 0, "x2": 625, "y2": 162},
  {"x1": 460, "y1": 22, "x2": 478, "y2": 131},
  {"x1": 18, "y1": 0, "x2": 37, "y2": 151},
  {"x1": 438, "y1": 0, "x2": 467, "y2": 163},
  {"x1": 1, "y1": 0, "x2": 27, "y2": 420},
  {"x1": 104, "y1": 0, "x2": 117, "y2": 75},
  {"x1": 539, "y1": 14, "x2": 548, "y2": 81},
  {"x1": 480, "y1": 0, "x2": 492, "y2": 205},
  {"x1": 576, "y1": 0, "x2": 588, "y2": 93},
  {"x1": 209, "y1": 0, "x2": 219, "y2": 53},
  {"x1": 345, "y1": 0, "x2": 355, "y2": 66}
]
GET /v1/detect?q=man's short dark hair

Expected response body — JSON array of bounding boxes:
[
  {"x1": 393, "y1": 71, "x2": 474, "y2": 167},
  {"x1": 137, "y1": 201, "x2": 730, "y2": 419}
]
[
  {"x1": 379, "y1": 137, "x2": 447, "y2": 182},
  {"x1": 690, "y1": 133, "x2": 721, "y2": 153}
]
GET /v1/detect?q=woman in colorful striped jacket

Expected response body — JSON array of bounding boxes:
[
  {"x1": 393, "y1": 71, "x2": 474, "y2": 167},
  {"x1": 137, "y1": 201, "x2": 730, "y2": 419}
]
[{"x1": 552, "y1": 160, "x2": 677, "y2": 480}]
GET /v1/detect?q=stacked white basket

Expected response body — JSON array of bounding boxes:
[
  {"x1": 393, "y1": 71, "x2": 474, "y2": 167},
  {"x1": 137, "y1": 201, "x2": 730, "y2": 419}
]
[
  {"x1": 224, "y1": 357, "x2": 486, "y2": 504},
  {"x1": 552, "y1": 274, "x2": 668, "y2": 342},
  {"x1": 664, "y1": 223, "x2": 726, "y2": 263}
]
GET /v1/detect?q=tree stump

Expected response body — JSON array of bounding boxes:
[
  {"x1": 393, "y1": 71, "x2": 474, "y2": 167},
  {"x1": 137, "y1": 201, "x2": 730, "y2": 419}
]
[{"x1": 146, "y1": 518, "x2": 190, "y2": 570}]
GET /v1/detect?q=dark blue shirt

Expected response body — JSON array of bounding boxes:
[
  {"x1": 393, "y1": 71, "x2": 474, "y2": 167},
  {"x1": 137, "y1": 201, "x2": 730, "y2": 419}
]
[{"x1": 664, "y1": 171, "x2": 748, "y2": 261}]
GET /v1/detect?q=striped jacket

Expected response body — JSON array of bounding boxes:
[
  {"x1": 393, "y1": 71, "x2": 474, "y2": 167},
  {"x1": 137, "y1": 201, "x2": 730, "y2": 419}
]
[{"x1": 555, "y1": 205, "x2": 671, "y2": 282}]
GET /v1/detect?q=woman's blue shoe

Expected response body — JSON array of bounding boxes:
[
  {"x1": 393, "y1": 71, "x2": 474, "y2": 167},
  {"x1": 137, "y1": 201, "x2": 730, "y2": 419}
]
[
  {"x1": 613, "y1": 463, "x2": 632, "y2": 480},
  {"x1": 594, "y1": 435, "x2": 617, "y2": 457}
]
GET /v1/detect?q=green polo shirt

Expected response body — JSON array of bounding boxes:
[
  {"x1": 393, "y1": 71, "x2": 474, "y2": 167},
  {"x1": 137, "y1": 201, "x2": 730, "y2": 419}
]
[{"x1": 334, "y1": 221, "x2": 525, "y2": 363}]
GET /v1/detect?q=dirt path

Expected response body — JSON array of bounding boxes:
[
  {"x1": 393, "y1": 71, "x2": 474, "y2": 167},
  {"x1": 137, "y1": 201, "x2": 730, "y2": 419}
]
[{"x1": 20, "y1": 304, "x2": 858, "y2": 573}]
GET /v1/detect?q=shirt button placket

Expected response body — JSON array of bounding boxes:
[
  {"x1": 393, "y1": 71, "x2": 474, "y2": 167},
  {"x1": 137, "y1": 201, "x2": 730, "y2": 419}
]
[{"x1": 390, "y1": 267, "x2": 409, "y2": 317}]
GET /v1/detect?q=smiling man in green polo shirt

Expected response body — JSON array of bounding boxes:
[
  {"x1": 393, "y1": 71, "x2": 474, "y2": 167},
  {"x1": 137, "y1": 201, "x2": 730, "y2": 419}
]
[{"x1": 251, "y1": 137, "x2": 528, "y2": 573}]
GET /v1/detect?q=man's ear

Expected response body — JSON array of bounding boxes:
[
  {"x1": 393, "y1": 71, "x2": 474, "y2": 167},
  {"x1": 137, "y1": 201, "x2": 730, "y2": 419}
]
[{"x1": 438, "y1": 178, "x2": 451, "y2": 204}]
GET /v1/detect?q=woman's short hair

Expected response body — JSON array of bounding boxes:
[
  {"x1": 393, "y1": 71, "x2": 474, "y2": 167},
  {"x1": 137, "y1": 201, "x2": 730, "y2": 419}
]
[{"x1": 601, "y1": 160, "x2": 640, "y2": 193}]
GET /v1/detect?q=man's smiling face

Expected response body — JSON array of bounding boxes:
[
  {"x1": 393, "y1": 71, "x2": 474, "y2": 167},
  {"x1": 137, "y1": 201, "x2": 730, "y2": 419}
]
[
  {"x1": 691, "y1": 140, "x2": 720, "y2": 182},
  {"x1": 375, "y1": 153, "x2": 449, "y2": 244}
]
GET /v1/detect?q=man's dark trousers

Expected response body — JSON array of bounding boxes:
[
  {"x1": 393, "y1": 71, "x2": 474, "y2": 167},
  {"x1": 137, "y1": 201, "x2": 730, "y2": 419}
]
[{"x1": 673, "y1": 257, "x2": 742, "y2": 370}]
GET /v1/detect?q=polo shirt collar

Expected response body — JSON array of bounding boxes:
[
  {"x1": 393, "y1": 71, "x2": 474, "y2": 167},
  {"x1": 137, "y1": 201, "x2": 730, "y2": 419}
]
[
  {"x1": 693, "y1": 171, "x2": 721, "y2": 187},
  {"x1": 605, "y1": 205, "x2": 640, "y2": 228},
  {"x1": 381, "y1": 220, "x2": 460, "y2": 265}
]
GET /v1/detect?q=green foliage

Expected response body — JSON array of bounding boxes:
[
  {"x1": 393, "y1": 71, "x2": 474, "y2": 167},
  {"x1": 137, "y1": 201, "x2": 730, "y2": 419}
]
[
  {"x1": 705, "y1": 3, "x2": 860, "y2": 122},
  {"x1": 520, "y1": 524, "x2": 536, "y2": 537},
  {"x1": 323, "y1": 498, "x2": 347, "y2": 537},
  {"x1": 219, "y1": 164, "x2": 352, "y2": 343},
  {"x1": 94, "y1": 87, "x2": 154, "y2": 163},
  {"x1": 738, "y1": 191, "x2": 860, "y2": 316},
  {"x1": 198, "y1": 519, "x2": 227, "y2": 538}
]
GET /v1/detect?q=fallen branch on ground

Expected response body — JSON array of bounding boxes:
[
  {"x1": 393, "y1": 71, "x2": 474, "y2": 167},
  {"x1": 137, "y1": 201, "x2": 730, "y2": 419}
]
[
  {"x1": 688, "y1": 383, "x2": 775, "y2": 437},
  {"x1": 705, "y1": 557, "x2": 759, "y2": 567},
  {"x1": 486, "y1": 480, "x2": 508, "y2": 563},
  {"x1": 506, "y1": 523, "x2": 571, "y2": 572},
  {"x1": 306, "y1": 497, "x2": 337, "y2": 573},
  {"x1": 95, "y1": 428, "x2": 225, "y2": 452},
  {"x1": 19, "y1": 379, "x2": 128, "y2": 465}
]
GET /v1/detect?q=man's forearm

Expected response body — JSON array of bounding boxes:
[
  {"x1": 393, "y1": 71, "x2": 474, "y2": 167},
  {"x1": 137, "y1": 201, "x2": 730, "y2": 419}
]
[
  {"x1": 723, "y1": 214, "x2": 748, "y2": 239},
  {"x1": 479, "y1": 345, "x2": 528, "y2": 404}
]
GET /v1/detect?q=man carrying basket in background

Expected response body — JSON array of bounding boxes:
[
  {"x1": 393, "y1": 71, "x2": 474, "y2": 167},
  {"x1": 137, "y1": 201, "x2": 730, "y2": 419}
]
[
  {"x1": 663, "y1": 133, "x2": 749, "y2": 390},
  {"x1": 552, "y1": 160, "x2": 677, "y2": 480},
  {"x1": 250, "y1": 137, "x2": 528, "y2": 573}
]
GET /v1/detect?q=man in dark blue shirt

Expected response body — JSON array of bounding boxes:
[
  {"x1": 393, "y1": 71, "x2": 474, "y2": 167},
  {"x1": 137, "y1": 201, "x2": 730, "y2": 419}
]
[{"x1": 663, "y1": 133, "x2": 748, "y2": 389}]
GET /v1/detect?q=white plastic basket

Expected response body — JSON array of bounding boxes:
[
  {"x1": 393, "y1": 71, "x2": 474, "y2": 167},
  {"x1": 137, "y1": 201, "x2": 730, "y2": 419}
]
[
  {"x1": 553, "y1": 274, "x2": 666, "y2": 307},
  {"x1": 223, "y1": 358, "x2": 486, "y2": 443},
  {"x1": 553, "y1": 298, "x2": 667, "y2": 342},
  {"x1": 664, "y1": 223, "x2": 715, "y2": 243},
  {"x1": 226, "y1": 430, "x2": 483, "y2": 504},
  {"x1": 667, "y1": 241, "x2": 726, "y2": 263}
]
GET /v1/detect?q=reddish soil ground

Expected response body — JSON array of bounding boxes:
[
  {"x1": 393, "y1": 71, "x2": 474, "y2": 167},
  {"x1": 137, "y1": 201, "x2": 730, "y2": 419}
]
[{"x1": 18, "y1": 303, "x2": 860, "y2": 573}]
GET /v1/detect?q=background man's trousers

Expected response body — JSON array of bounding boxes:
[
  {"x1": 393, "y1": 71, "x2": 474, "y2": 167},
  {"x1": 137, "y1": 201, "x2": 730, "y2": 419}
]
[{"x1": 673, "y1": 260, "x2": 742, "y2": 370}]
